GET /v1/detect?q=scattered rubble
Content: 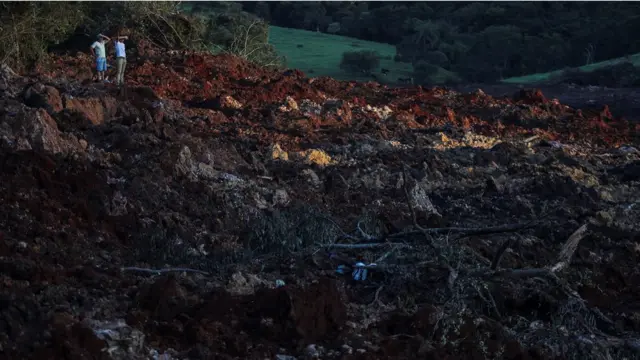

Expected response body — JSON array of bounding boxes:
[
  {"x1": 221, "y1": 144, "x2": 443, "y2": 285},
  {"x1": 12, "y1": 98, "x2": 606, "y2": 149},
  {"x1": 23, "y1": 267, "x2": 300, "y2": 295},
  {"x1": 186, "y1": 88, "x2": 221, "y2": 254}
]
[{"x1": 0, "y1": 48, "x2": 639, "y2": 360}]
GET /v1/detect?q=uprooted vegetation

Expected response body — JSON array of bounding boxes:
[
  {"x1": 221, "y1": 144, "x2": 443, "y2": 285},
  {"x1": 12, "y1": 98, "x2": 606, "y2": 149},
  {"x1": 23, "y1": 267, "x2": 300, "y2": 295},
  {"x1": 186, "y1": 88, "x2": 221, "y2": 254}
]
[{"x1": 2, "y1": 16, "x2": 640, "y2": 360}]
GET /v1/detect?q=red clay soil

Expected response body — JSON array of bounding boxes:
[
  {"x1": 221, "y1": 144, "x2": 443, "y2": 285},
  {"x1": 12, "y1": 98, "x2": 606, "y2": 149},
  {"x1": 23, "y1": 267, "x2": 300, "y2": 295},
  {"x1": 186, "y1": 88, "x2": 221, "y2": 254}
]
[{"x1": 0, "y1": 49, "x2": 639, "y2": 359}]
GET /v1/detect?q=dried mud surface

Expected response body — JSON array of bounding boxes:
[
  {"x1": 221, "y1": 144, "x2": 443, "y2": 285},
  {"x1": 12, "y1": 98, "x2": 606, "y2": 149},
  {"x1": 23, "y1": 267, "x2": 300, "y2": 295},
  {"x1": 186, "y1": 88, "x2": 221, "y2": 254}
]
[{"x1": 0, "y1": 52, "x2": 640, "y2": 360}]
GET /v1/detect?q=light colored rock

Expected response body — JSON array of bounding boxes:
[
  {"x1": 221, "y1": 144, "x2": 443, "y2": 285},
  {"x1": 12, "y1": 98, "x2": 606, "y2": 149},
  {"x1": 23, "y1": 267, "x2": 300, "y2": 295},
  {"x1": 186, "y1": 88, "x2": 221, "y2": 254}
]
[
  {"x1": 300, "y1": 99, "x2": 322, "y2": 116},
  {"x1": 273, "y1": 189, "x2": 290, "y2": 206},
  {"x1": 88, "y1": 318, "x2": 145, "y2": 360},
  {"x1": 409, "y1": 184, "x2": 441, "y2": 217},
  {"x1": 226, "y1": 272, "x2": 267, "y2": 295},
  {"x1": 222, "y1": 95, "x2": 243, "y2": 109},
  {"x1": 296, "y1": 149, "x2": 332, "y2": 166},
  {"x1": 196, "y1": 162, "x2": 218, "y2": 180},
  {"x1": 270, "y1": 143, "x2": 289, "y2": 161},
  {"x1": 278, "y1": 96, "x2": 299, "y2": 112},
  {"x1": 275, "y1": 355, "x2": 297, "y2": 360},
  {"x1": 433, "y1": 132, "x2": 501, "y2": 150},
  {"x1": 174, "y1": 146, "x2": 194, "y2": 178}
]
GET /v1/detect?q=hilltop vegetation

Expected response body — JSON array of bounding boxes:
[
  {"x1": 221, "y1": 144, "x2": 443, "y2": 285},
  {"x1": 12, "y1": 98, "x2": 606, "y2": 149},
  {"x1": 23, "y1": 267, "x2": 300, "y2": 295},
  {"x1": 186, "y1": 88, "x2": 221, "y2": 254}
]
[
  {"x1": 233, "y1": 1, "x2": 640, "y2": 85},
  {"x1": 0, "y1": 1, "x2": 282, "y2": 72}
]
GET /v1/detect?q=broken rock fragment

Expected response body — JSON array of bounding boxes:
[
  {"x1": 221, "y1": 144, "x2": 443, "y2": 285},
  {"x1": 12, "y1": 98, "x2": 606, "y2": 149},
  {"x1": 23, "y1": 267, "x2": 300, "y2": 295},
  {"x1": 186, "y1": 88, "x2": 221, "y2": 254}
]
[
  {"x1": 0, "y1": 101, "x2": 67, "y2": 154},
  {"x1": 409, "y1": 183, "x2": 441, "y2": 217},
  {"x1": 220, "y1": 95, "x2": 243, "y2": 110},
  {"x1": 23, "y1": 83, "x2": 63, "y2": 113},
  {"x1": 302, "y1": 168, "x2": 322, "y2": 189},
  {"x1": 63, "y1": 95, "x2": 117, "y2": 126},
  {"x1": 322, "y1": 99, "x2": 352, "y2": 122},
  {"x1": 270, "y1": 143, "x2": 289, "y2": 161},
  {"x1": 295, "y1": 149, "x2": 333, "y2": 166},
  {"x1": 279, "y1": 96, "x2": 299, "y2": 112},
  {"x1": 273, "y1": 189, "x2": 290, "y2": 206},
  {"x1": 174, "y1": 146, "x2": 195, "y2": 178}
]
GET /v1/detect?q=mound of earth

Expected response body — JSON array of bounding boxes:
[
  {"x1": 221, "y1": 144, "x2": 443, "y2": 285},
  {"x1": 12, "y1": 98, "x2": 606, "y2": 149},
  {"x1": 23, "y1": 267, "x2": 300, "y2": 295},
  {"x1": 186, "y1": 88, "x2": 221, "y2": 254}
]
[{"x1": 1, "y1": 49, "x2": 639, "y2": 360}]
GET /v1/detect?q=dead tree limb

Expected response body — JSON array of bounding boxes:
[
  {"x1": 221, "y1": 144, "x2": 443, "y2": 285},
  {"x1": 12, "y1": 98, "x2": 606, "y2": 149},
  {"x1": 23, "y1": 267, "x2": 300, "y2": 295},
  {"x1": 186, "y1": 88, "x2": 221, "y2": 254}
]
[
  {"x1": 121, "y1": 267, "x2": 210, "y2": 276},
  {"x1": 575, "y1": 334, "x2": 640, "y2": 352},
  {"x1": 357, "y1": 220, "x2": 377, "y2": 241},
  {"x1": 550, "y1": 224, "x2": 588, "y2": 273},
  {"x1": 401, "y1": 164, "x2": 422, "y2": 232},
  {"x1": 491, "y1": 238, "x2": 516, "y2": 270},
  {"x1": 386, "y1": 221, "x2": 536, "y2": 238},
  {"x1": 323, "y1": 242, "x2": 411, "y2": 250}
]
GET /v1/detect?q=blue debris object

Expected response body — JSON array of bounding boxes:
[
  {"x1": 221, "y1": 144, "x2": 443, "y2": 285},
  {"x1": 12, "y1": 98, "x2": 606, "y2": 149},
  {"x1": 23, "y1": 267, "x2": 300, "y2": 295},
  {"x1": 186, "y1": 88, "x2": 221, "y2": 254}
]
[
  {"x1": 352, "y1": 262, "x2": 368, "y2": 281},
  {"x1": 335, "y1": 257, "x2": 378, "y2": 281},
  {"x1": 336, "y1": 265, "x2": 349, "y2": 274}
]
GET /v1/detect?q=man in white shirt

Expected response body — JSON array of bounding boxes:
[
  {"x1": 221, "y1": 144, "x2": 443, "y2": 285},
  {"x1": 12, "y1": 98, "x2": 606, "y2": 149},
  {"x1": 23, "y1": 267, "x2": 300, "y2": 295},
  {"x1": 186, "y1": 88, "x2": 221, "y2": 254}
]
[
  {"x1": 90, "y1": 34, "x2": 110, "y2": 81},
  {"x1": 114, "y1": 35, "x2": 128, "y2": 86}
]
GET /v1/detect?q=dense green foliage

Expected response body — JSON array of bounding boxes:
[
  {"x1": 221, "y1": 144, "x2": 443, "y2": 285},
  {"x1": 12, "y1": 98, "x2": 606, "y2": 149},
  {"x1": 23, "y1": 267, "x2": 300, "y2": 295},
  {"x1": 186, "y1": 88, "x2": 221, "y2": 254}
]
[
  {"x1": 237, "y1": 1, "x2": 640, "y2": 83},
  {"x1": 0, "y1": 2, "x2": 86, "y2": 70},
  {"x1": 183, "y1": 2, "x2": 284, "y2": 67},
  {"x1": 0, "y1": 1, "x2": 281, "y2": 71}
]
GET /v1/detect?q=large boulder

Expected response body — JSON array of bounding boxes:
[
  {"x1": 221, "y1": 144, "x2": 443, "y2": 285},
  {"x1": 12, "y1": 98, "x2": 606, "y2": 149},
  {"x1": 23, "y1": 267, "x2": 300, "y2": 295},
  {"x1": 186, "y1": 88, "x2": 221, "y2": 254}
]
[
  {"x1": 0, "y1": 99, "x2": 68, "y2": 153},
  {"x1": 63, "y1": 95, "x2": 118, "y2": 125},
  {"x1": 23, "y1": 83, "x2": 63, "y2": 113}
]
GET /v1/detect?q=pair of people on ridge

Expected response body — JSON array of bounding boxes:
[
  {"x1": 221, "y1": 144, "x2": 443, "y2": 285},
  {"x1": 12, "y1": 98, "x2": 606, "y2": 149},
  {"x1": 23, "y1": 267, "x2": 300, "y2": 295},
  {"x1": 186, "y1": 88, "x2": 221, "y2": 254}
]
[{"x1": 90, "y1": 33, "x2": 128, "y2": 85}]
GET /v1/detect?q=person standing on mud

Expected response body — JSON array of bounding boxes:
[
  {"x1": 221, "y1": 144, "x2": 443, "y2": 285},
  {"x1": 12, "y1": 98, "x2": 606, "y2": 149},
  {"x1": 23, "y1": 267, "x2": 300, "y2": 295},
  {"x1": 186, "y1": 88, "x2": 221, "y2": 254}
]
[
  {"x1": 114, "y1": 35, "x2": 128, "y2": 86},
  {"x1": 90, "y1": 34, "x2": 110, "y2": 82}
]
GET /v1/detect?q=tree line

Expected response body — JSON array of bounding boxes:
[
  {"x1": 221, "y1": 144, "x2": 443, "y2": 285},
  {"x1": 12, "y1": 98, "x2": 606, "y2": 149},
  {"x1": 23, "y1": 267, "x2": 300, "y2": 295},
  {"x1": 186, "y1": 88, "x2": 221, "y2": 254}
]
[{"x1": 237, "y1": 1, "x2": 640, "y2": 83}]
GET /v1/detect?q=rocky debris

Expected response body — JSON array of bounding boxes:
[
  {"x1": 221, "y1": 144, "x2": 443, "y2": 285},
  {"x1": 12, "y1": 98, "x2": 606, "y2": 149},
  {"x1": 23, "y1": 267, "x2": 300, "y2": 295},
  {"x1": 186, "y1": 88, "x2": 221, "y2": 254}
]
[
  {"x1": 279, "y1": 96, "x2": 299, "y2": 112},
  {"x1": 294, "y1": 148, "x2": 333, "y2": 166},
  {"x1": 63, "y1": 95, "x2": 118, "y2": 125},
  {"x1": 0, "y1": 100, "x2": 72, "y2": 153},
  {"x1": 0, "y1": 48, "x2": 639, "y2": 360},
  {"x1": 89, "y1": 319, "x2": 146, "y2": 359},
  {"x1": 226, "y1": 271, "x2": 268, "y2": 295},
  {"x1": 513, "y1": 88, "x2": 547, "y2": 104},
  {"x1": 270, "y1": 143, "x2": 289, "y2": 161},
  {"x1": 24, "y1": 83, "x2": 63, "y2": 113},
  {"x1": 302, "y1": 168, "x2": 322, "y2": 189}
]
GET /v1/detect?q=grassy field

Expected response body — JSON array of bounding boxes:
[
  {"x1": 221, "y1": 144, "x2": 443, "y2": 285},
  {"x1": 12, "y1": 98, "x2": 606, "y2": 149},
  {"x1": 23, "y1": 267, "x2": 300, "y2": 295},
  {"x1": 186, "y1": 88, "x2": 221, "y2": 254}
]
[
  {"x1": 502, "y1": 53, "x2": 640, "y2": 85},
  {"x1": 268, "y1": 25, "x2": 458, "y2": 84}
]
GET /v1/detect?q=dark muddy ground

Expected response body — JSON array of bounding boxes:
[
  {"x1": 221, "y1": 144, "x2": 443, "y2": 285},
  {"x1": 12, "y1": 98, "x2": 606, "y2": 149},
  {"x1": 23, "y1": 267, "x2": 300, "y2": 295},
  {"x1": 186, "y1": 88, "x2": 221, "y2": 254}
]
[
  {"x1": 453, "y1": 83, "x2": 640, "y2": 122},
  {"x1": 0, "y1": 51, "x2": 639, "y2": 360}
]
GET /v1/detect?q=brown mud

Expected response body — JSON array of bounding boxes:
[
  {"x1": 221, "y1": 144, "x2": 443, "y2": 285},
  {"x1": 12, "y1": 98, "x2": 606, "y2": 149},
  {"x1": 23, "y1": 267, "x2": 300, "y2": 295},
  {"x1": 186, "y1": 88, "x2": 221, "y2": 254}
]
[{"x1": 0, "y1": 50, "x2": 639, "y2": 359}]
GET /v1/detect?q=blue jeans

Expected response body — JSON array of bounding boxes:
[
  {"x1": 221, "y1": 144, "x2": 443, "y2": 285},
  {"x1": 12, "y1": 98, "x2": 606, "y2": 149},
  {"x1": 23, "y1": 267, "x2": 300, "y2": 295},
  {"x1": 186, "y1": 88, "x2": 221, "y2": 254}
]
[{"x1": 96, "y1": 57, "x2": 107, "y2": 72}]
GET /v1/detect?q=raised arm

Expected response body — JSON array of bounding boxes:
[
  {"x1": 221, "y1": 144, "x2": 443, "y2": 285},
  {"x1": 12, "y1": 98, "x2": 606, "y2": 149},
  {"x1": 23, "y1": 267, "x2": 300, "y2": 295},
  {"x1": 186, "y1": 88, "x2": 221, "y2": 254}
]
[{"x1": 99, "y1": 33, "x2": 111, "y2": 41}]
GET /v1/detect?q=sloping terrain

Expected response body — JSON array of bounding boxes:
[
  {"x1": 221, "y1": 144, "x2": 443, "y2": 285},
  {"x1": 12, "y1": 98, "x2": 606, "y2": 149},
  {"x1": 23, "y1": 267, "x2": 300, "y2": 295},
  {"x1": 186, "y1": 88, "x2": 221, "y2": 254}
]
[{"x1": 0, "y1": 49, "x2": 639, "y2": 360}]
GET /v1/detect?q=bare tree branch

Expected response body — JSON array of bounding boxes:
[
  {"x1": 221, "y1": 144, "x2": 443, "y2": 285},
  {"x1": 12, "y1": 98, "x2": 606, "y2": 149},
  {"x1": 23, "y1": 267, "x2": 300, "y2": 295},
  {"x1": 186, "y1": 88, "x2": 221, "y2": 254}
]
[
  {"x1": 121, "y1": 267, "x2": 210, "y2": 276},
  {"x1": 550, "y1": 224, "x2": 588, "y2": 273},
  {"x1": 322, "y1": 242, "x2": 412, "y2": 250}
]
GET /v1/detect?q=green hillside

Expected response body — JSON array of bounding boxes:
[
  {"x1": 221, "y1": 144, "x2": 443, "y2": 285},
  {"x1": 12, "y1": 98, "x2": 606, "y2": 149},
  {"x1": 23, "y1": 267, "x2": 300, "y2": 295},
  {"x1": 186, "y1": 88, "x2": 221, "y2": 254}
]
[{"x1": 268, "y1": 25, "x2": 459, "y2": 83}]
